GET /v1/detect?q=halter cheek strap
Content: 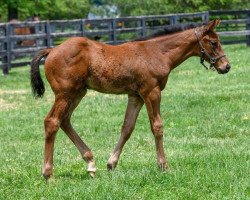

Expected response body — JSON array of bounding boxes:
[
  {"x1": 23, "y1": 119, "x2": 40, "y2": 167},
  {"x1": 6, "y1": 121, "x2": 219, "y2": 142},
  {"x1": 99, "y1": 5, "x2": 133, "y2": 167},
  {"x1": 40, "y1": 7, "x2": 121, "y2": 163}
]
[{"x1": 195, "y1": 29, "x2": 226, "y2": 70}]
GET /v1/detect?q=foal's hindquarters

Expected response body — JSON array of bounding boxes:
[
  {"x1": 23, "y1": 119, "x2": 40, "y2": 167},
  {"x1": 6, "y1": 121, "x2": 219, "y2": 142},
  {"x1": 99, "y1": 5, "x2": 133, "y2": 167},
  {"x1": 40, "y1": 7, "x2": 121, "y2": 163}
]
[{"x1": 42, "y1": 42, "x2": 97, "y2": 179}]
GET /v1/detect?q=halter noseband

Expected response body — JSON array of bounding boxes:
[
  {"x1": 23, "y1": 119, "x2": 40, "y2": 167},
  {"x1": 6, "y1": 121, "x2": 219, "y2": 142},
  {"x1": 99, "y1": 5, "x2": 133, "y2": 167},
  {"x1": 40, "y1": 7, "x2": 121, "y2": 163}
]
[{"x1": 195, "y1": 28, "x2": 226, "y2": 70}]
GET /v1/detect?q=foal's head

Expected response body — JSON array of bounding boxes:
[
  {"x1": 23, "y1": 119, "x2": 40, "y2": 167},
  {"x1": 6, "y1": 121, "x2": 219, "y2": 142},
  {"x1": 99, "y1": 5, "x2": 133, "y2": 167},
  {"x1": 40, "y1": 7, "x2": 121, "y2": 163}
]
[{"x1": 195, "y1": 19, "x2": 231, "y2": 74}]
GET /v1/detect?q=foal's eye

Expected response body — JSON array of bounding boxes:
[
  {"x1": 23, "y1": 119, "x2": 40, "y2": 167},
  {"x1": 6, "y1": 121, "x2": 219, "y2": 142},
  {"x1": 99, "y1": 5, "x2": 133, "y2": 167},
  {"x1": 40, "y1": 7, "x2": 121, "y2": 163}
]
[{"x1": 210, "y1": 41, "x2": 217, "y2": 49}]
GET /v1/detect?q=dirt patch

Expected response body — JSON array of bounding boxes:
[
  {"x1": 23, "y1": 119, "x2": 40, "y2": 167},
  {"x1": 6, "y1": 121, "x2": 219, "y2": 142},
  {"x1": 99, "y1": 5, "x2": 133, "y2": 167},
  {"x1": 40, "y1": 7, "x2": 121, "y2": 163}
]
[
  {"x1": 0, "y1": 90, "x2": 28, "y2": 95},
  {"x1": 86, "y1": 91, "x2": 98, "y2": 97},
  {"x1": 86, "y1": 91, "x2": 125, "y2": 99},
  {"x1": 0, "y1": 98, "x2": 21, "y2": 111},
  {"x1": 0, "y1": 90, "x2": 26, "y2": 111},
  {"x1": 177, "y1": 70, "x2": 196, "y2": 75}
]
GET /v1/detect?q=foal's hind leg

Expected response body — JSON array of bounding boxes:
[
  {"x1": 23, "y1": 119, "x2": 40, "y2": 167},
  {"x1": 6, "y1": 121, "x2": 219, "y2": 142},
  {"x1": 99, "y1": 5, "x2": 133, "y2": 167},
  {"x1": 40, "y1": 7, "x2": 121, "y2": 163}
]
[
  {"x1": 42, "y1": 94, "x2": 71, "y2": 179},
  {"x1": 107, "y1": 95, "x2": 144, "y2": 170},
  {"x1": 43, "y1": 91, "x2": 96, "y2": 179},
  {"x1": 60, "y1": 91, "x2": 96, "y2": 177},
  {"x1": 61, "y1": 120, "x2": 96, "y2": 177}
]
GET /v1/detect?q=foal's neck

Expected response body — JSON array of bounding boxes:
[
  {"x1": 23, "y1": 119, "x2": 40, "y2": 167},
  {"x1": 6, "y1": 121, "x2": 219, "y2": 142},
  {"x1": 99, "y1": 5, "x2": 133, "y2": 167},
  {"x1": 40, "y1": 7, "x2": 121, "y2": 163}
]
[{"x1": 154, "y1": 29, "x2": 198, "y2": 69}]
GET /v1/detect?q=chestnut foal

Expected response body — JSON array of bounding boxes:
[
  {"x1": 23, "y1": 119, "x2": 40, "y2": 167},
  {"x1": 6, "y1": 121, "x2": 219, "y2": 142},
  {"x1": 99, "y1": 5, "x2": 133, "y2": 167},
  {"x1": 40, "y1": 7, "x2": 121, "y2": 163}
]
[{"x1": 30, "y1": 19, "x2": 230, "y2": 179}]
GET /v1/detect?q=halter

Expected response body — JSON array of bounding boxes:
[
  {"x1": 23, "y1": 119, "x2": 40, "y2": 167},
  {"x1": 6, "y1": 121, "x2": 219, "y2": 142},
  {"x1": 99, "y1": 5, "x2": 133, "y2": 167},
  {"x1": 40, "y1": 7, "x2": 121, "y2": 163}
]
[{"x1": 195, "y1": 28, "x2": 226, "y2": 70}]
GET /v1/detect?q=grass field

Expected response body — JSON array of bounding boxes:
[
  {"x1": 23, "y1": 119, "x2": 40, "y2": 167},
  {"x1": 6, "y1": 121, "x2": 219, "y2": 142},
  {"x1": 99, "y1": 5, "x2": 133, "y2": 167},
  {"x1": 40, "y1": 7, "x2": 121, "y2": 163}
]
[{"x1": 0, "y1": 44, "x2": 249, "y2": 199}]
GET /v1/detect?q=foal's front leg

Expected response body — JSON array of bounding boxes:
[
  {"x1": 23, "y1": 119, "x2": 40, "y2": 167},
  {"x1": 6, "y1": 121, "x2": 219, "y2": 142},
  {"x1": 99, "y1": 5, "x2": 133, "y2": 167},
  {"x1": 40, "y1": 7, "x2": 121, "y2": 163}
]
[
  {"x1": 143, "y1": 86, "x2": 168, "y2": 170},
  {"x1": 107, "y1": 95, "x2": 144, "y2": 170}
]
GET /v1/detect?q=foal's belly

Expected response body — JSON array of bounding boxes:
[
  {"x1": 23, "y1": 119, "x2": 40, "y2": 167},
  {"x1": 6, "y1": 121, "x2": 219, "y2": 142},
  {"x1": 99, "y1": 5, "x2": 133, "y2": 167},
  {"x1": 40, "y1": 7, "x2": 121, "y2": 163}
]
[
  {"x1": 86, "y1": 71, "x2": 138, "y2": 94},
  {"x1": 86, "y1": 76, "x2": 137, "y2": 94}
]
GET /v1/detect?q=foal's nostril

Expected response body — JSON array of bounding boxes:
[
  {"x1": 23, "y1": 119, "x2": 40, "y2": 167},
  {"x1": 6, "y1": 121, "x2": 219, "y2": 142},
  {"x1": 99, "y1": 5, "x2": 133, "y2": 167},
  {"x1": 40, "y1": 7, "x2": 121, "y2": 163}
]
[{"x1": 226, "y1": 64, "x2": 231, "y2": 70}]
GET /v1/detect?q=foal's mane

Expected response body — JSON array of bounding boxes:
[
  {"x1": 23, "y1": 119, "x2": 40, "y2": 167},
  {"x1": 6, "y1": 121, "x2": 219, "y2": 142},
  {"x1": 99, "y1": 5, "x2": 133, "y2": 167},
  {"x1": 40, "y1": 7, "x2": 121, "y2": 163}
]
[{"x1": 134, "y1": 23, "x2": 205, "y2": 41}]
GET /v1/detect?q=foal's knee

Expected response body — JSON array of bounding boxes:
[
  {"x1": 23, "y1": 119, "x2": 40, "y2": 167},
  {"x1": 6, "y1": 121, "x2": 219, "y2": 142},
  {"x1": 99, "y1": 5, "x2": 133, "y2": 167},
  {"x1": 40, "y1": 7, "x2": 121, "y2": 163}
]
[
  {"x1": 152, "y1": 122, "x2": 163, "y2": 138},
  {"x1": 44, "y1": 117, "x2": 60, "y2": 141}
]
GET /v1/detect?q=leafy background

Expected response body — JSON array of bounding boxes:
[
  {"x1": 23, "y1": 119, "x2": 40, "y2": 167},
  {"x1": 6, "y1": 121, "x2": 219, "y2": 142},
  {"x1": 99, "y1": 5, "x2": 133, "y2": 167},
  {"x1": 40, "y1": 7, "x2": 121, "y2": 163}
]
[{"x1": 0, "y1": 0, "x2": 250, "y2": 21}]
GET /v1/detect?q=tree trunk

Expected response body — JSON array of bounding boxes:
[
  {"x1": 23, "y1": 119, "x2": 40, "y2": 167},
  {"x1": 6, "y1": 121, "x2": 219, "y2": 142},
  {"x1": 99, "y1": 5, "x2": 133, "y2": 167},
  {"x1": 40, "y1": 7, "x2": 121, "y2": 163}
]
[{"x1": 8, "y1": 3, "x2": 18, "y2": 21}]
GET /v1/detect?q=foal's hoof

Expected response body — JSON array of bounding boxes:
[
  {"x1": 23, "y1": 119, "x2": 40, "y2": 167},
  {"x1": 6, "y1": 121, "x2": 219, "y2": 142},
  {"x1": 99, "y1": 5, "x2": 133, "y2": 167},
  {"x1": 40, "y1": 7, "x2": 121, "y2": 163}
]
[
  {"x1": 87, "y1": 161, "x2": 96, "y2": 178},
  {"x1": 158, "y1": 163, "x2": 169, "y2": 171},
  {"x1": 107, "y1": 162, "x2": 117, "y2": 171},
  {"x1": 42, "y1": 173, "x2": 52, "y2": 181},
  {"x1": 89, "y1": 171, "x2": 95, "y2": 178},
  {"x1": 42, "y1": 165, "x2": 53, "y2": 181},
  {"x1": 107, "y1": 163, "x2": 113, "y2": 171}
]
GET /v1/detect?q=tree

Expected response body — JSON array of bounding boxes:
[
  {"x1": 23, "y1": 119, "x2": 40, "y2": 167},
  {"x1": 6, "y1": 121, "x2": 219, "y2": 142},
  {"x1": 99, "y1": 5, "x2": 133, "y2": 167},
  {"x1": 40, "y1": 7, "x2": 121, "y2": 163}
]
[
  {"x1": 0, "y1": 0, "x2": 91, "y2": 22},
  {"x1": 107, "y1": 0, "x2": 171, "y2": 16},
  {"x1": 45, "y1": 0, "x2": 91, "y2": 19},
  {"x1": 1, "y1": 0, "x2": 249, "y2": 22},
  {"x1": 108, "y1": 0, "x2": 250, "y2": 16}
]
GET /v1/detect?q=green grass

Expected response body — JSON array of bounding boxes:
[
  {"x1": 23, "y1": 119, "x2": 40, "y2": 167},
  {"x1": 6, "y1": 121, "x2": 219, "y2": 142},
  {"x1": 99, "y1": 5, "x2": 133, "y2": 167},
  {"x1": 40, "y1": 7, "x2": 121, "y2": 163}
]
[{"x1": 0, "y1": 44, "x2": 249, "y2": 199}]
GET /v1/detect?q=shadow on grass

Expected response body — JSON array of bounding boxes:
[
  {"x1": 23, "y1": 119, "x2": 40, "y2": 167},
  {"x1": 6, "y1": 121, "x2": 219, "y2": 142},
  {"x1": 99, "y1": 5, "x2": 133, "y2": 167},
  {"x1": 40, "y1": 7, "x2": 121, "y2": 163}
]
[{"x1": 57, "y1": 171, "x2": 92, "y2": 180}]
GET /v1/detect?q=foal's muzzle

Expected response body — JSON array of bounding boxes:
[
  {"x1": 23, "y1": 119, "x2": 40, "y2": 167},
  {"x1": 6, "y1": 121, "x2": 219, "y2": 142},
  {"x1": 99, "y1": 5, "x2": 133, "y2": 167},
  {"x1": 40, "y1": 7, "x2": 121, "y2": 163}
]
[{"x1": 217, "y1": 63, "x2": 231, "y2": 74}]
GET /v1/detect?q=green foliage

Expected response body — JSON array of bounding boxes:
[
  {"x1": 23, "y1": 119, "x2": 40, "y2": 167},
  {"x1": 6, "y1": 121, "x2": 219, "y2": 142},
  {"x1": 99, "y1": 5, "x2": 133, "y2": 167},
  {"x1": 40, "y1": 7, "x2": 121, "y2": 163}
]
[
  {"x1": 0, "y1": 44, "x2": 249, "y2": 199},
  {"x1": 45, "y1": 0, "x2": 90, "y2": 20},
  {"x1": 0, "y1": 0, "x2": 90, "y2": 21},
  {"x1": 1, "y1": 0, "x2": 249, "y2": 21},
  {"x1": 108, "y1": 0, "x2": 172, "y2": 16},
  {"x1": 109, "y1": 0, "x2": 250, "y2": 16}
]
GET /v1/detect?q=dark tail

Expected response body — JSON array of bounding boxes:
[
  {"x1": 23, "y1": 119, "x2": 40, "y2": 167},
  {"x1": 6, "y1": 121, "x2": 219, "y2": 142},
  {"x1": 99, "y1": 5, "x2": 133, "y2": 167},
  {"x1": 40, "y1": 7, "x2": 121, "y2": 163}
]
[{"x1": 30, "y1": 49, "x2": 51, "y2": 98}]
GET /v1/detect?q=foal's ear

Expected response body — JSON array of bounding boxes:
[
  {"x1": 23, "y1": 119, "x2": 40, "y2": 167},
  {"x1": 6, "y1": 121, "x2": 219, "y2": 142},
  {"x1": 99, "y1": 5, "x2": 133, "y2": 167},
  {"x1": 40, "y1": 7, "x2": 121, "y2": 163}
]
[
  {"x1": 207, "y1": 19, "x2": 221, "y2": 31},
  {"x1": 201, "y1": 19, "x2": 220, "y2": 36}
]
